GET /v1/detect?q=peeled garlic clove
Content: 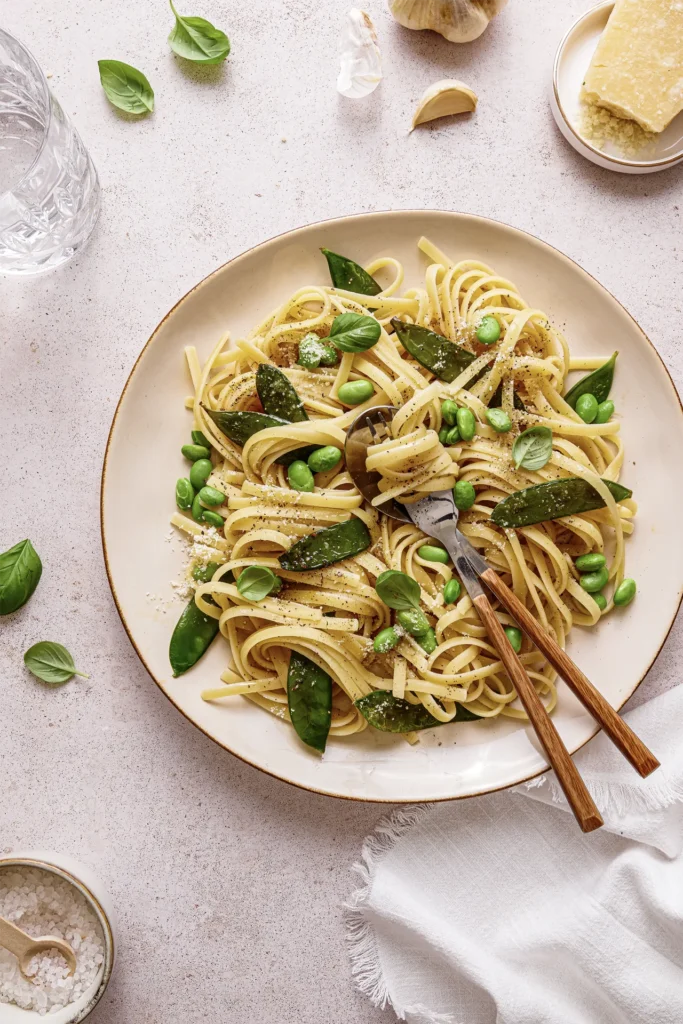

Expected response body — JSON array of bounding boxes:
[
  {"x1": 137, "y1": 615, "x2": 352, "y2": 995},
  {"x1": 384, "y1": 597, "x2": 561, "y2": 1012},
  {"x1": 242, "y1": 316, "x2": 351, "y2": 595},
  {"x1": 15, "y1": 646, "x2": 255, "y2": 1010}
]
[
  {"x1": 337, "y1": 8, "x2": 382, "y2": 99},
  {"x1": 390, "y1": 0, "x2": 507, "y2": 44},
  {"x1": 412, "y1": 79, "x2": 477, "y2": 128}
]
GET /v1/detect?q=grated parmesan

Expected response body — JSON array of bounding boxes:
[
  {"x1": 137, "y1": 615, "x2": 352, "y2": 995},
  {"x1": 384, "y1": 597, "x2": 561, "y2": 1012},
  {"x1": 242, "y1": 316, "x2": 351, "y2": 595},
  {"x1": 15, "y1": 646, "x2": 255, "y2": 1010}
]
[{"x1": 577, "y1": 99, "x2": 655, "y2": 157}]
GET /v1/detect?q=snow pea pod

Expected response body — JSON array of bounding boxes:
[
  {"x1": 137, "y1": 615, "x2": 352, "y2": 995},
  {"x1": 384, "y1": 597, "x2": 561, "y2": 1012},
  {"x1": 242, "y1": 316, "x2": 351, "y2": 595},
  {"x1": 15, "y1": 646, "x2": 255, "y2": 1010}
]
[
  {"x1": 279, "y1": 518, "x2": 371, "y2": 571},
  {"x1": 354, "y1": 691, "x2": 481, "y2": 733},
  {"x1": 390, "y1": 318, "x2": 479, "y2": 383},
  {"x1": 287, "y1": 651, "x2": 333, "y2": 753},
  {"x1": 564, "y1": 352, "x2": 617, "y2": 409},
  {"x1": 491, "y1": 477, "x2": 632, "y2": 529},
  {"x1": 321, "y1": 248, "x2": 381, "y2": 295},
  {"x1": 203, "y1": 408, "x2": 317, "y2": 467},
  {"x1": 256, "y1": 363, "x2": 308, "y2": 422},
  {"x1": 169, "y1": 597, "x2": 219, "y2": 677}
]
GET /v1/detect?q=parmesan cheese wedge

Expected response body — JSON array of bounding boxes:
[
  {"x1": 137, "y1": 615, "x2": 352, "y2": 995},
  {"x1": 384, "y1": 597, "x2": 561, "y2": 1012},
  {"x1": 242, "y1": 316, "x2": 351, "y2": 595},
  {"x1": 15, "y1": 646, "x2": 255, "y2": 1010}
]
[{"x1": 582, "y1": 0, "x2": 683, "y2": 134}]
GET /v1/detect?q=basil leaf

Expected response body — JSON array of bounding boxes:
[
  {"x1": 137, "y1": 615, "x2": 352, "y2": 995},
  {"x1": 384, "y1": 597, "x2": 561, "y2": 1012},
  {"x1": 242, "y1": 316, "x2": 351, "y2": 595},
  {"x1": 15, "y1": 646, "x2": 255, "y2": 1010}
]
[
  {"x1": 491, "y1": 477, "x2": 632, "y2": 529},
  {"x1": 24, "y1": 641, "x2": 88, "y2": 686},
  {"x1": 355, "y1": 691, "x2": 482, "y2": 733},
  {"x1": 512, "y1": 426, "x2": 553, "y2": 471},
  {"x1": 236, "y1": 565, "x2": 281, "y2": 602},
  {"x1": 98, "y1": 60, "x2": 154, "y2": 114},
  {"x1": 287, "y1": 651, "x2": 332, "y2": 753},
  {"x1": 375, "y1": 570, "x2": 421, "y2": 611},
  {"x1": 564, "y1": 352, "x2": 617, "y2": 409},
  {"x1": 321, "y1": 249, "x2": 381, "y2": 296},
  {"x1": 0, "y1": 539, "x2": 42, "y2": 616},
  {"x1": 168, "y1": 0, "x2": 231, "y2": 64},
  {"x1": 329, "y1": 312, "x2": 381, "y2": 354}
]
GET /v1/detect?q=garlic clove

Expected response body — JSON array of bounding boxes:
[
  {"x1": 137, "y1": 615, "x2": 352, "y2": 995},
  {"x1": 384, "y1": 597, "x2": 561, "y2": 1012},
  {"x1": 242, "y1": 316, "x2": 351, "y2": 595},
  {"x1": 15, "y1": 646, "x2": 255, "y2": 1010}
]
[
  {"x1": 337, "y1": 8, "x2": 383, "y2": 99},
  {"x1": 390, "y1": 0, "x2": 508, "y2": 44},
  {"x1": 411, "y1": 79, "x2": 478, "y2": 128}
]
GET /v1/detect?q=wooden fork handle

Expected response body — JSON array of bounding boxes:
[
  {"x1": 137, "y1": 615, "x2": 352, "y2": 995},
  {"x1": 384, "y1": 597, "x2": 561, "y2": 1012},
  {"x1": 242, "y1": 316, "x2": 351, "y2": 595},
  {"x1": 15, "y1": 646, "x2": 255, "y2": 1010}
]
[
  {"x1": 474, "y1": 592, "x2": 603, "y2": 833},
  {"x1": 480, "y1": 568, "x2": 660, "y2": 778}
]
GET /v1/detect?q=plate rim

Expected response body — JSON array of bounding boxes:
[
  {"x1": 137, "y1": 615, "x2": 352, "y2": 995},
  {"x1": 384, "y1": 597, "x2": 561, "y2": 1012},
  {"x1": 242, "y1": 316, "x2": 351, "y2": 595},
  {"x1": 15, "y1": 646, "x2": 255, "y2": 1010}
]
[{"x1": 100, "y1": 209, "x2": 683, "y2": 803}]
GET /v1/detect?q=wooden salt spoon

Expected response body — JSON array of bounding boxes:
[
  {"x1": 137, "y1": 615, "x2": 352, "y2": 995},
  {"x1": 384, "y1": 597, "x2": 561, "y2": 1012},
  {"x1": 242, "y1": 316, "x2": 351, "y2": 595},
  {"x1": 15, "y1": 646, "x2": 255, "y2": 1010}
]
[{"x1": 0, "y1": 913, "x2": 76, "y2": 981}]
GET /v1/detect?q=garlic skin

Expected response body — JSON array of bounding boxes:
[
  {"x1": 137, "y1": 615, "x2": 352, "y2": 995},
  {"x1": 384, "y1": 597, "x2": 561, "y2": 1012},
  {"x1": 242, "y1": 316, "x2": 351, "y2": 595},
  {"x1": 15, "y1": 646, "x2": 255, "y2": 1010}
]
[
  {"x1": 337, "y1": 8, "x2": 383, "y2": 99},
  {"x1": 412, "y1": 79, "x2": 477, "y2": 128},
  {"x1": 389, "y1": 0, "x2": 508, "y2": 43}
]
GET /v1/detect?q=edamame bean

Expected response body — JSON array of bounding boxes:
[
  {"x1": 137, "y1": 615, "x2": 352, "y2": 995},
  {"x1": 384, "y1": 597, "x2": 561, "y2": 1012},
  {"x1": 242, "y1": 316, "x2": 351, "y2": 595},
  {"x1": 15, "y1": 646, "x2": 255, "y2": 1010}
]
[
  {"x1": 486, "y1": 408, "x2": 512, "y2": 433},
  {"x1": 445, "y1": 425, "x2": 460, "y2": 445},
  {"x1": 576, "y1": 393, "x2": 598, "y2": 423},
  {"x1": 192, "y1": 561, "x2": 220, "y2": 583},
  {"x1": 418, "y1": 544, "x2": 449, "y2": 564},
  {"x1": 456, "y1": 406, "x2": 476, "y2": 442},
  {"x1": 175, "y1": 478, "x2": 194, "y2": 510},
  {"x1": 337, "y1": 379, "x2": 375, "y2": 405},
  {"x1": 182, "y1": 443, "x2": 211, "y2": 462},
  {"x1": 504, "y1": 626, "x2": 522, "y2": 653},
  {"x1": 191, "y1": 493, "x2": 205, "y2": 522},
  {"x1": 199, "y1": 485, "x2": 225, "y2": 506},
  {"x1": 593, "y1": 593, "x2": 607, "y2": 611},
  {"x1": 288, "y1": 460, "x2": 315, "y2": 492},
  {"x1": 453, "y1": 480, "x2": 476, "y2": 511},
  {"x1": 613, "y1": 577, "x2": 636, "y2": 607},
  {"x1": 438, "y1": 427, "x2": 450, "y2": 444},
  {"x1": 191, "y1": 430, "x2": 212, "y2": 448},
  {"x1": 397, "y1": 608, "x2": 431, "y2": 637},
  {"x1": 373, "y1": 626, "x2": 401, "y2": 654},
  {"x1": 476, "y1": 315, "x2": 501, "y2": 345},
  {"x1": 202, "y1": 510, "x2": 225, "y2": 529},
  {"x1": 417, "y1": 628, "x2": 437, "y2": 655},
  {"x1": 575, "y1": 552, "x2": 606, "y2": 572},
  {"x1": 441, "y1": 399, "x2": 458, "y2": 426},
  {"x1": 189, "y1": 458, "x2": 213, "y2": 490},
  {"x1": 307, "y1": 446, "x2": 342, "y2": 473},
  {"x1": 319, "y1": 345, "x2": 339, "y2": 367},
  {"x1": 443, "y1": 578, "x2": 461, "y2": 604},
  {"x1": 579, "y1": 565, "x2": 609, "y2": 593},
  {"x1": 595, "y1": 400, "x2": 614, "y2": 424}
]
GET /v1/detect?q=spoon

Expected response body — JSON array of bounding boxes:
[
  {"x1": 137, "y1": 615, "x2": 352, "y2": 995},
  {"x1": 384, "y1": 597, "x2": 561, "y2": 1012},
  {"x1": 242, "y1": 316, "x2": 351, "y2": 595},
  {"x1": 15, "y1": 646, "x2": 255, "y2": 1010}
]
[{"x1": 0, "y1": 913, "x2": 77, "y2": 981}]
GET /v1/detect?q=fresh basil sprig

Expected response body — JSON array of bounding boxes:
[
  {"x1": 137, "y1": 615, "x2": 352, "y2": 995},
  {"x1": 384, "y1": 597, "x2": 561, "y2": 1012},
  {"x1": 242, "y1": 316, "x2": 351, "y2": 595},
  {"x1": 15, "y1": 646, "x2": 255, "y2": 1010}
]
[
  {"x1": 0, "y1": 539, "x2": 42, "y2": 616},
  {"x1": 329, "y1": 313, "x2": 381, "y2": 354},
  {"x1": 375, "y1": 570, "x2": 421, "y2": 611},
  {"x1": 168, "y1": 0, "x2": 231, "y2": 64},
  {"x1": 236, "y1": 566, "x2": 282, "y2": 602},
  {"x1": 98, "y1": 60, "x2": 154, "y2": 114},
  {"x1": 512, "y1": 426, "x2": 553, "y2": 471},
  {"x1": 24, "y1": 642, "x2": 88, "y2": 686}
]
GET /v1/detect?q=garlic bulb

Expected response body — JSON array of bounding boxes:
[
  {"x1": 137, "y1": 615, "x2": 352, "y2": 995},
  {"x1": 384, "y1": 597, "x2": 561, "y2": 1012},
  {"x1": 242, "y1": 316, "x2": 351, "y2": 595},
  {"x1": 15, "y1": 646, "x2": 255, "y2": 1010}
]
[
  {"x1": 337, "y1": 8, "x2": 383, "y2": 99},
  {"x1": 412, "y1": 79, "x2": 477, "y2": 128},
  {"x1": 389, "y1": 0, "x2": 508, "y2": 43}
]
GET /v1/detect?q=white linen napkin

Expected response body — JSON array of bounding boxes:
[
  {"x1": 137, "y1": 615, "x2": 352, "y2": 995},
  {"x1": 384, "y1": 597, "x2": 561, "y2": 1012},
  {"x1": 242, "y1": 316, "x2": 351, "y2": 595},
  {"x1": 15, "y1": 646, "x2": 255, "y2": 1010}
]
[{"x1": 346, "y1": 684, "x2": 683, "y2": 1024}]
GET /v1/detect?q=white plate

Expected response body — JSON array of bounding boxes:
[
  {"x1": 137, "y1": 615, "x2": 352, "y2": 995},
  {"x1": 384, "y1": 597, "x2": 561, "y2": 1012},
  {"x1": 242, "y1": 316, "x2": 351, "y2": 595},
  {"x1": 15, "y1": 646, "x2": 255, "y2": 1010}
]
[
  {"x1": 551, "y1": 1, "x2": 683, "y2": 174},
  {"x1": 101, "y1": 211, "x2": 683, "y2": 803}
]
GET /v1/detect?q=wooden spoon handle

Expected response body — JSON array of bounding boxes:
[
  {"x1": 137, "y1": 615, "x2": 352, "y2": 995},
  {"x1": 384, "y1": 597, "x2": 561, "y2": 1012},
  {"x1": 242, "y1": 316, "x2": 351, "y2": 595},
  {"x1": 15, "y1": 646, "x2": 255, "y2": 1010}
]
[
  {"x1": 480, "y1": 568, "x2": 660, "y2": 778},
  {"x1": 0, "y1": 915, "x2": 34, "y2": 959},
  {"x1": 473, "y1": 592, "x2": 603, "y2": 833}
]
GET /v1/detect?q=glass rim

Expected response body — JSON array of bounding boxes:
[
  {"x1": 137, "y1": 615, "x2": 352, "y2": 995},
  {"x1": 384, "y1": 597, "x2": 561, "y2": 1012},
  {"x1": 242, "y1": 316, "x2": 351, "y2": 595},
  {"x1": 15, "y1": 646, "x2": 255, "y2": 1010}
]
[{"x1": 0, "y1": 26, "x2": 52, "y2": 199}]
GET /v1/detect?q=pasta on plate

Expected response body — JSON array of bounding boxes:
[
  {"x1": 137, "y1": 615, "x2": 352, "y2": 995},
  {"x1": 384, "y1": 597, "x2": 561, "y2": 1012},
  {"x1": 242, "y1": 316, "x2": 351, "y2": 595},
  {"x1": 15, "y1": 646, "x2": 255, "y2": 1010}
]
[{"x1": 168, "y1": 236, "x2": 635, "y2": 751}]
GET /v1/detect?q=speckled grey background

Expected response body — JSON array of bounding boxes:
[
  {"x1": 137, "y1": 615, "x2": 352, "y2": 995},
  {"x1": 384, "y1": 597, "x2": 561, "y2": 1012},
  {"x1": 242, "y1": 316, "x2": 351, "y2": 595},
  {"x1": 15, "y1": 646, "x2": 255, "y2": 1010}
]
[{"x1": 1, "y1": 1, "x2": 681, "y2": 1021}]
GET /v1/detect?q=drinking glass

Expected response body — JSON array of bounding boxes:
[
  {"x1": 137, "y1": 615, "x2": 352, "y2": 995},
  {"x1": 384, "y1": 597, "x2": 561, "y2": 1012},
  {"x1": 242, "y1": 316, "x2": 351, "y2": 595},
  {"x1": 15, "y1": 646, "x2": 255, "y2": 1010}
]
[{"x1": 0, "y1": 28, "x2": 100, "y2": 274}]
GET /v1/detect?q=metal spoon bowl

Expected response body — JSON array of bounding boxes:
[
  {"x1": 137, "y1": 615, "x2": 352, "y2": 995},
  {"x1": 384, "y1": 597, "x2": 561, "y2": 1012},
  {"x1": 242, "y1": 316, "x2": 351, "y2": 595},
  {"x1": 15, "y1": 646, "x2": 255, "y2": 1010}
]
[{"x1": 344, "y1": 405, "x2": 411, "y2": 523}]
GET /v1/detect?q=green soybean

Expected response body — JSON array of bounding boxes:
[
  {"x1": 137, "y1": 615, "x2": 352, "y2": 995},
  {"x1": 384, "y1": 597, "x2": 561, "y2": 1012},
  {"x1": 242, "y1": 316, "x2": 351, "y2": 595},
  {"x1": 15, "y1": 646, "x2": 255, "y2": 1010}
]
[
  {"x1": 418, "y1": 545, "x2": 449, "y2": 564},
  {"x1": 337, "y1": 379, "x2": 374, "y2": 405},
  {"x1": 595, "y1": 400, "x2": 614, "y2": 424},
  {"x1": 593, "y1": 593, "x2": 607, "y2": 611},
  {"x1": 198, "y1": 485, "x2": 225, "y2": 506},
  {"x1": 576, "y1": 393, "x2": 599, "y2": 424},
  {"x1": 320, "y1": 345, "x2": 339, "y2": 367},
  {"x1": 613, "y1": 578, "x2": 636, "y2": 607},
  {"x1": 288, "y1": 460, "x2": 315, "y2": 492},
  {"x1": 190, "y1": 458, "x2": 213, "y2": 490},
  {"x1": 575, "y1": 552, "x2": 606, "y2": 572},
  {"x1": 580, "y1": 565, "x2": 609, "y2": 593},
  {"x1": 476, "y1": 315, "x2": 501, "y2": 345},
  {"x1": 308, "y1": 446, "x2": 342, "y2": 473},
  {"x1": 443, "y1": 578, "x2": 461, "y2": 604},
  {"x1": 191, "y1": 494, "x2": 205, "y2": 522},
  {"x1": 456, "y1": 406, "x2": 476, "y2": 442},
  {"x1": 373, "y1": 627, "x2": 401, "y2": 654},
  {"x1": 441, "y1": 399, "x2": 458, "y2": 426},
  {"x1": 438, "y1": 427, "x2": 450, "y2": 444},
  {"x1": 176, "y1": 478, "x2": 194, "y2": 510},
  {"x1": 182, "y1": 443, "x2": 210, "y2": 462},
  {"x1": 445, "y1": 425, "x2": 460, "y2": 445},
  {"x1": 486, "y1": 408, "x2": 511, "y2": 433},
  {"x1": 417, "y1": 628, "x2": 437, "y2": 655},
  {"x1": 504, "y1": 626, "x2": 522, "y2": 653},
  {"x1": 191, "y1": 430, "x2": 212, "y2": 448},
  {"x1": 454, "y1": 480, "x2": 476, "y2": 511},
  {"x1": 192, "y1": 561, "x2": 220, "y2": 583},
  {"x1": 202, "y1": 510, "x2": 224, "y2": 529},
  {"x1": 397, "y1": 608, "x2": 430, "y2": 637}
]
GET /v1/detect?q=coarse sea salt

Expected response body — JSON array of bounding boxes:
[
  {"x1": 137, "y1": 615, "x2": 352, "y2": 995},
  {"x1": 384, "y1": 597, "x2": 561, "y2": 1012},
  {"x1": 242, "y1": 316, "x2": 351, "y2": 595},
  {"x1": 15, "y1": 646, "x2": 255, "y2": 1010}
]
[{"x1": 0, "y1": 867, "x2": 105, "y2": 1016}]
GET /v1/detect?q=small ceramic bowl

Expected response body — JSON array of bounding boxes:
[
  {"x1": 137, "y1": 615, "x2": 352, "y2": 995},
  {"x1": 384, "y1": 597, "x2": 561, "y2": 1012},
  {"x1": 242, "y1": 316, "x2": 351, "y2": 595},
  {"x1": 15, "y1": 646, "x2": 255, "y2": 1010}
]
[
  {"x1": 0, "y1": 852, "x2": 116, "y2": 1023},
  {"x1": 550, "y1": 0, "x2": 683, "y2": 174}
]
